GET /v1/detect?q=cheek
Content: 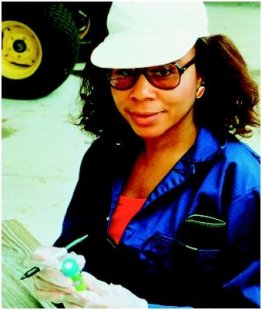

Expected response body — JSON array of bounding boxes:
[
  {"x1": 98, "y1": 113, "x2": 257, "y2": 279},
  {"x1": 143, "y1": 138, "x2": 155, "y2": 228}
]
[
  {"x1": 111, "y1": 89, "x2": 124, "y2": 112},
  {"x1": 171, "y1": 75, "x2": 198, "y2": 107}
]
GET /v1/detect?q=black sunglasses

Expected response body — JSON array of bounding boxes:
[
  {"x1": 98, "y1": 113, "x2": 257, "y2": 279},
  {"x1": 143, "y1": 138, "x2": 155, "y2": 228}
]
[{"x1": 107, "y1": 57, "x2": 196, "y2": 91}]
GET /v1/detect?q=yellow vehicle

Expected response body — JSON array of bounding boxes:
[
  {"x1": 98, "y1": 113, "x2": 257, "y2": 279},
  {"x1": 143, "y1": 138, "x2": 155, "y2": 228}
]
[{"x1": 2, "y1": 2, "x2": 111, "y2": 99}]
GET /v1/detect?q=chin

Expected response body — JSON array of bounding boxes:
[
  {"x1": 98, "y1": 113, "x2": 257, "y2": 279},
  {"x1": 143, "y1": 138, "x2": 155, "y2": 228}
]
[{"x1": 133, "y1": 128, "x2": 165, "y2": 140}]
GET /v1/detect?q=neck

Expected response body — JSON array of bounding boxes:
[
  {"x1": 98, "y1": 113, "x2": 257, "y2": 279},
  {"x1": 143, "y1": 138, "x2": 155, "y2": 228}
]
[{"x1": 143, "y1": 121, "x2": 198, "y2": 162}]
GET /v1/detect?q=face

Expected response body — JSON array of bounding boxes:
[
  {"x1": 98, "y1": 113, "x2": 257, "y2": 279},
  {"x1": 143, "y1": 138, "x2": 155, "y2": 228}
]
[{"x1": 111, "y1": 48, "x2": 203, "y2": 141}]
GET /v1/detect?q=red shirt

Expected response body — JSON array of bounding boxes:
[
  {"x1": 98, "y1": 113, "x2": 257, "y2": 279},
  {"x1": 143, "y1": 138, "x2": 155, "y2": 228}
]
[{"x1": 109, "y1": 195, "x2": 146, "y2": 244}]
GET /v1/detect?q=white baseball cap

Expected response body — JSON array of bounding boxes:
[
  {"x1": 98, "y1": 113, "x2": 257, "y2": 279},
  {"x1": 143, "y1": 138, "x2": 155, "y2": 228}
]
[{"x1": 91, "y1": 1, "x2": 209, "y2": 69}]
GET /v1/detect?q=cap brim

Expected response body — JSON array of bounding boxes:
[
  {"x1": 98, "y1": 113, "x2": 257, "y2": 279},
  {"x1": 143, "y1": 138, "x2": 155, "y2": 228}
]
[{"x1": 91, "y1": 34, "x2": 198, "y2": 68}]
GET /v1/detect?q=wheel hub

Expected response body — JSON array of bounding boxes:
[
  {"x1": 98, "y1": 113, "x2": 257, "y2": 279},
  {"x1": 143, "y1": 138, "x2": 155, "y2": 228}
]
[
  {"x1": 2, "y1": 20, "x2": 43, "y2": 79},
  {"x1": 13, "y1": 39, "x2": 27, "y2": 53}
]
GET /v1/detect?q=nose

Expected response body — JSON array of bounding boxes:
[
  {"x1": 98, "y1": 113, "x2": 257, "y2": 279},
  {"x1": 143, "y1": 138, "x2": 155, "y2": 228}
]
[{"x1": 129, "y1": 74, "x2": 156, "y2": 101}]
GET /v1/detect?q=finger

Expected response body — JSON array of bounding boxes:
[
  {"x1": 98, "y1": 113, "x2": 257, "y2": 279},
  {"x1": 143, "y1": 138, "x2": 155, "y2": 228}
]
[
  {"x1": 34, "y1": 278, "x2": 73, "y2": 295},
  {"x1": 81, "y1": 272, "x2": 108, "y2": 292},
  {"x1": 35, "y1": 269, "x2": 74, "y2": 289},
  {"x1": 63, "y1": 301, "x2": 82, "y2": 308},
  {"x1": 34, "y1": 288, "x2": 66, "y2": 303},
  {"x1": 32, "y1": 246, "x2": 67, "y2": 262},
  {"x1": 64, "y1": 290, "x2": 102, "y2": 308},
  {"x1": 30, "y1": 247, "x2": 68, "y2": 271}
]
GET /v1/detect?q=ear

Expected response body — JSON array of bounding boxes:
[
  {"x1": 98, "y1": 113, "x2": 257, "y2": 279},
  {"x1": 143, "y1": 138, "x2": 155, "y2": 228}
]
[{"x1": 196, "y1": 82, "x2": 205, "y2": 99}]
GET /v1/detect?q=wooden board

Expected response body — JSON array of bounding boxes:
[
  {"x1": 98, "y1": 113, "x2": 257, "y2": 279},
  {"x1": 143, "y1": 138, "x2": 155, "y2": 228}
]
[{"x1": 2, "y1": 219, "x2": 56, "y2": 308}]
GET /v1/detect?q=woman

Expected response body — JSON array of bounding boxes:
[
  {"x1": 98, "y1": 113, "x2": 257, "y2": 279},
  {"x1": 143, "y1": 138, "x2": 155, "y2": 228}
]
[{"x1": 30, "y1": 1, "x2": 260, "y2": 308}]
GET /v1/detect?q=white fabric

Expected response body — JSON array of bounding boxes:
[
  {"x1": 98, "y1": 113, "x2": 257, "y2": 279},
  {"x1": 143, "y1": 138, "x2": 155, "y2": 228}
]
[{"x1": 91, "y1": 1, "x2": 208, "y2": 68}]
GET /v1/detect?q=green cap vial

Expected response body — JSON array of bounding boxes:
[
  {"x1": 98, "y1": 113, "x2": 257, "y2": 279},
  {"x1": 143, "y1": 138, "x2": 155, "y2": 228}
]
[{"x1": 61, "y1": 256, "x2": 87, "y2": 291}]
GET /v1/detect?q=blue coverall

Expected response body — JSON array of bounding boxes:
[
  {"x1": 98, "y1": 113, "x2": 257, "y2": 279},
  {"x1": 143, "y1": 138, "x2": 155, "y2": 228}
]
[{"x1": 55, "y1": 127, "x2": 260, "y2": 307}]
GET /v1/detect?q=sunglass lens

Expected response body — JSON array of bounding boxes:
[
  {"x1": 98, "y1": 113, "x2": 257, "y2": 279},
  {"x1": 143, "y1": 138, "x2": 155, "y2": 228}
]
[
  {"x1": 109, "y1": 69, "x2": 135, "y2": 90},
  {"x1": 148, "y1": 63, "x2": 180, "y2": 89}
]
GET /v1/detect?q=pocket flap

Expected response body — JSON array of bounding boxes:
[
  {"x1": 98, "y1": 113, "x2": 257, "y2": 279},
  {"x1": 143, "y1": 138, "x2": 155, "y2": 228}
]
[{"x1": 178, "y1": 214, "x2": 226, "y2": 250}]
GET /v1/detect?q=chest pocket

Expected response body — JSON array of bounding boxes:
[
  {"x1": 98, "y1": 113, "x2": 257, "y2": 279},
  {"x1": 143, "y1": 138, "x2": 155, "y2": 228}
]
[{"x1": 140, "y1": 214, "x2": 226, "y2": 286}]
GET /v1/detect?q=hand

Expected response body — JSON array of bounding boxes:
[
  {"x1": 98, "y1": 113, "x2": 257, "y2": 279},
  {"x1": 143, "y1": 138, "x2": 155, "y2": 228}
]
[
  {"x1": 29, "y1": 246, "x2": 85, "y2": 303},
  {"x1": 63, "y1": 272, "x2": 148, "y2": 308}
]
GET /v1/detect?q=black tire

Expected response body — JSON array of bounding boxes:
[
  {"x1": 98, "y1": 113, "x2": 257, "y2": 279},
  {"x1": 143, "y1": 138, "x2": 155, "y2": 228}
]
[
  {"x1": 64, "y1": 2, "x2": 111, "y2": 63},
  {"x1": 2, "y1": 3, "x2": 80, "y2": 99}
]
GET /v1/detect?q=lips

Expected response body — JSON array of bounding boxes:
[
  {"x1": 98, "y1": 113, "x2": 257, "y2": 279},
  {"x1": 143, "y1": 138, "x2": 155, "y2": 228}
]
[{"x1": 127, "y1": 110, "x2": 163, "y2": 126}]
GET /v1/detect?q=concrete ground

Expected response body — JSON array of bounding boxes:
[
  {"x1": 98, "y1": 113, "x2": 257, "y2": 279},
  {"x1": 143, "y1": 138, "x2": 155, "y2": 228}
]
[
  {"x1": 2, "y1": 2, "x2": 260, "y2": 245},
  {"x1": 2, "y1": 75, "x2": 93, "y2": 245}
]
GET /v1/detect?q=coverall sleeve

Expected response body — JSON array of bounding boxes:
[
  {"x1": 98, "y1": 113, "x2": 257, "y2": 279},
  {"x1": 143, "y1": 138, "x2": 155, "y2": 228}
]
[{"x1": 54, "y1": 138, "x2": 112, "y2": 252}]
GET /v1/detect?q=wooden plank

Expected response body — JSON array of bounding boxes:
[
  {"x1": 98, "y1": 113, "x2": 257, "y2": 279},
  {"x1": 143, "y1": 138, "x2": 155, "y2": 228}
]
[{"x1": 2, "y1": 219, "x2": 56, "y2": 308}]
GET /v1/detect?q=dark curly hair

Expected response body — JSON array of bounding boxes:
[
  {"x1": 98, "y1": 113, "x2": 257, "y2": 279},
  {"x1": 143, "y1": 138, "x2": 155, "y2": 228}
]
[
  {"x1": 76, "y1": 34, "x2": 259, "y2": 143},
  {"x1": 194, "y1": 35, "x2": 259, "y2": 137}
]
